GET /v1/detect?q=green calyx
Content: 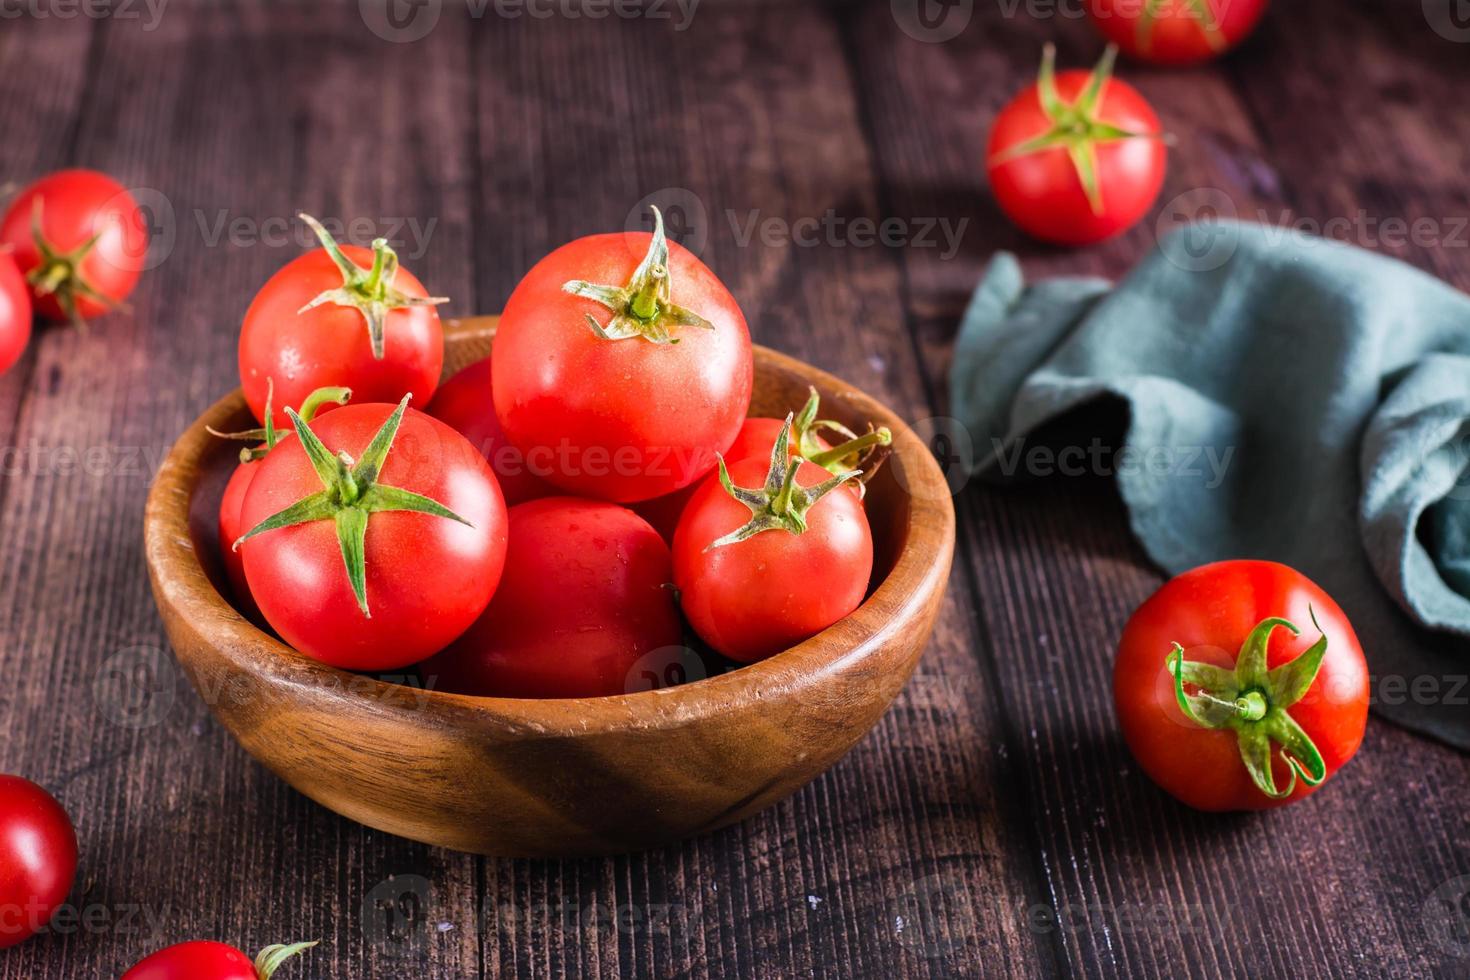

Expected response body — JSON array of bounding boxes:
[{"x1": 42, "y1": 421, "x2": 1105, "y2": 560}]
[
  {"x1": 562, "y1": 206, "x2": 713, "y2": 345},
  {"x1": 253, "y1": 940, "x2": 318, "y2": 979},
  {"x1": 1167, "y1": 610, "x2": 1331, "y2": 800},
  {"x1": 26, "y1": 196, "x2": 123, "y2": 328},
  {"x1": 706, "y1": 412, "x2": 861, "y2": 550},
  {"x1": 989, "y1": 44, "x2": 1168, "y2": 216},
  {"x1": 232, "y1": 394, "x2": 471, "y2": 616},
  {"x1": 787, "y1": 385, "x2": 892, "y2": 477},
  {"x1": 208, "y1": 380, "x2": 352, "y2": 463},
  {"x1": 296, "y1": 213, "x2": 448, "y2": 360},
  {"x1": 1137, "y1": 0, "x2": 1226, "y2": 55}
]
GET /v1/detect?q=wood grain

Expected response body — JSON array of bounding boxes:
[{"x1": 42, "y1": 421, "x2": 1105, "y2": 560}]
[{"x1": 0, "y1": 0, "x2": 1467, "y2": 977}]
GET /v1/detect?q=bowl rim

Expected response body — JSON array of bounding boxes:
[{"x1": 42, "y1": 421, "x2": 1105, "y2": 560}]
[{"x1": 144, "y1": 317, "x2": 956, "y2": 737}]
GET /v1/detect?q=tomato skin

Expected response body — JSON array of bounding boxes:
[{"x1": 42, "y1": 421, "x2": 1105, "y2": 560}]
[
  {"x1": 419, "y1": 497, "x2": 682, "y2": 698},
  {"x1": 987, "y1": 69, "x2": 1166, "y2": 246},
  {"x1": 492, "y1": 231, "x2": 753, "y2": 503},
  {"x1": 0, "y1": 776, "x2": 77, "y2": 949},
  {"x1": 239, "y1": 404, "x2": 507, "y2": 671},
  {"x1": 426, "y1": 357, "x2": 553, "y2": 507},
  {"x1": 1114, "y1": 560, "x2": 1369, "y2": 811},
  {"x1": 673, "y1": 457, "x2": 873, "y2": 663},
  {"x1": 120, "y1": 941, "x2": 260, "y2": 980},
  {"x1": 217, "y1": 458, "x2": 262, "y2": 621},
  {"x1": 0, "y1": 169, "x2": 146, "y2": 321},
  {"x1": 239, "y1": 247, "x2": 443, "y2": 429},
  {"x1": 0, "y1": 252, "x2": 32, "y2": 376},
  {"x1": 1086, "y1": 0, "x2": 1268, "y2": 66}
]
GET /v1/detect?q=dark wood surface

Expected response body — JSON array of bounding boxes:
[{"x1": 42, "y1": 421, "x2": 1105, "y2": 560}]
[{"x1": 1, "y1": 1, "x2": 1467, "y2": 977}]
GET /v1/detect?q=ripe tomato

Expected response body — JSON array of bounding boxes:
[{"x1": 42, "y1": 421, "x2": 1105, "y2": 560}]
[
  {"x1": 237, "y1": 398, "x2": 507, "y2": 670},
  {"x1": 492, "y1": 207, "x2": 753, "y2": 503},
  {"x1": 634, "y1": 388, "x2": 889, "y2": 542},
  {"x1": 987, "y1": 45, "x2": 1167, "y2": 246},
  {"x1": 121, "y1": 939, "x2": 315, "y2": 980},
  {"x1": 1114, "y1": 560, "x2": 1369, "y2": 811},
  {"x1": 214, "y1": 385, "x2": 351, "y2": 621},
  {"x1": 1086, "y1": 0, "x2": 1268, "y2": 66},
  {"x1": 0, "y1": 251, "x2": 32, "y2": 377},
  {"x1": 673, "y1": 422, "x2": 873, "y2": 663},
  {"x1": 420, "y1": 497, "x2": 682, "y2": 698},
  {"x1": 0, "y1": 169, "x2": 147, "y2": 324},
  {"x1": 0, "y1": 776, "x2": 77, "y2": 949},
  {"x1": 239, "y1": 214, "x2": 445, "y2": 429},
  {"x1": 426, "y1": 356, "x2": 553, "y2": 507}
]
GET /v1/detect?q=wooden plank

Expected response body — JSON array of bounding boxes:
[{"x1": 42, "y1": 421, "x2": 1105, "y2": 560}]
[
  {"x1": 471, "y1": 6, "x2": 1048, "y2": 979},
  {"x1": 0, "y1": 3, "x2": 484, "y2": 977},
  {"x1": 845, "y1": 2, "x2": 1470, "y2": 978}
]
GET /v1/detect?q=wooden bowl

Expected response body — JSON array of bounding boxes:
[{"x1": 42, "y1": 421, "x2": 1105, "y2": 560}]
[{"x1": 144, "y1": 317, "x2": 955, "y2": 857}]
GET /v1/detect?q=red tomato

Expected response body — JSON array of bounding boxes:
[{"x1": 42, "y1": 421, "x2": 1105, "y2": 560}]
[
  {"x1": 987, "y1": 45, "x2": 1167, "y2": 246},
  {"x1": 673, "y1": 430, "x2": 873, "y2": 663},
  {"x1": 238, "y1": 399, "x2": 507, "y2": 670},
  {"x1": 239, "y1": 215, "x2": 445, "y2": 429},
  {"x1": 1114, "y1": 560, "x2": 1369, "y2": 811},
  {"x1": 121, "y1": 939, "x2": 315, "y2": 980},
  {"x1": 1086, "y1": 0, "x2": 1268, "y2": 66},
  {"x1": 0, "y1": 776, "x2": 77, "y2": 949},
  {"x1": 0, "y1": 251, "x2": 32, "y2": 377},
  {"x1": 426, "y1": 356, "x2": 553, "y2": 507},
  {"x1": 492, "y1": 207, "x2": 753, "y2": 503},
  {"x1": 0, "y1": 169, "x2": 146, "y2": 324},
  {"x1": 420, "y1": 497, "x2": 682, "y2": 698}
]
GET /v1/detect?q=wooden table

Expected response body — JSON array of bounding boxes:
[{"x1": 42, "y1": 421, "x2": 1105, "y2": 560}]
[{"x1": 1, "y1": 1, "x2": 1467, "y2": 976}]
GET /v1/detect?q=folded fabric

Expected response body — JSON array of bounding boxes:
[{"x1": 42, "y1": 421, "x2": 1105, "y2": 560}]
[{"x1": 950, "y1": 221, "x2": 1470, "y2": 749}]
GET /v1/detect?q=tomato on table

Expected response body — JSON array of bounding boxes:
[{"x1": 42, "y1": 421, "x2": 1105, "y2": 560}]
[
  {"x1": 1114, "y1": 560, "x2": 1369, "y2": 811},
  {"x1": 0, "y1": 776, "x2": 76, "y2": 949},
  {"x1": 419, "y1": 497, "x2": 683, "y2": 699},
  {"x1": 236, "y1": 397, "x2": 507, "y2": 671},
  {"x1": 0, "y1": 251, "x2": 32, "y2": 377},
  {"x1": 0, "y1": 169, "x2": 147, "y2": 325},
  {"x1": 121, "y1": 939, "x2": 315, "y2": 980},
  {"x1": 426, "y1": 356, "x2": 553, "y2": 507},
  {"x1": 492, "y1": 206, "x2": 753, "y2": 503},
  {"x1": 1086, "y1": 0, "x2": 1269, "y2": 66},
  {"x1": 987, "y1": 45, "x2": 1168, "y2": 246},
  {"x1": 673, "y1": 418, "x2": 874, "y2": 663},
  {"x1": 238, "y1": 214, "x2": 446, "y2": 429}
]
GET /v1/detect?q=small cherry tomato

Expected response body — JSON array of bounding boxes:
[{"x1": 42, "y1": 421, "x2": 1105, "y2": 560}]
[
  {"x1": 673, "y1": 420, "x2": 873, "y2": 663},
  {"x1": 420, "y1": 497, "x2": 683, "y2": 698},
  {"x1": 0, "y1": 775, "x2": 77, "y2": 949},
  {"x1": 987, "y1": 45, "x2": 1167, "y2": 246},
  {"x1": 0, "y1": 169, "x2": 147, "y2": 325},
  {"x1": 238, "y1": 398, "x2": 507, "y2": 670},
  {"x1": 213, "y1": 384, "x2": 351, "y2": 621},
  {"x1": 121, "y1": 939, "x2": 315, "y2": 980},
  {"x1": 1114, "y1": 560, "x2": 1369, "y2": 811},
  {"x1": 493, "y1": 207, "x2": 753, "y2": 503},
  {"x1": 0, "y1": 251, "x2": 32, "y2": 377},
  {"x1": 238, "y1": 214, "x2": 445, "y2": 429},
  {"x1": 426, "y1": 356, "x2": 553, "y2": 507},
  {"x1": 1086, "y1": 0, "x2": 1269, "y2": 66}
]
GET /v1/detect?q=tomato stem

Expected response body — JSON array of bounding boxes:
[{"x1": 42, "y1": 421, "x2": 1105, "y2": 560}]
[
  {"x1": 208, "y1": 383, "x2": 352, "y2": 462},
  {"x1": 25, "y1": 195, "x2": 125, "y2": 329},
  {"x1": 253, "y1": 940, "x2": 318, "y2": 980}
]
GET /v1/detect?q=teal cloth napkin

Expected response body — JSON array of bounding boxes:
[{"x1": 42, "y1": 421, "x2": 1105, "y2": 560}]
[{"x1": 950, "y1": 221, "x2": 1470, "y2": 749}]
